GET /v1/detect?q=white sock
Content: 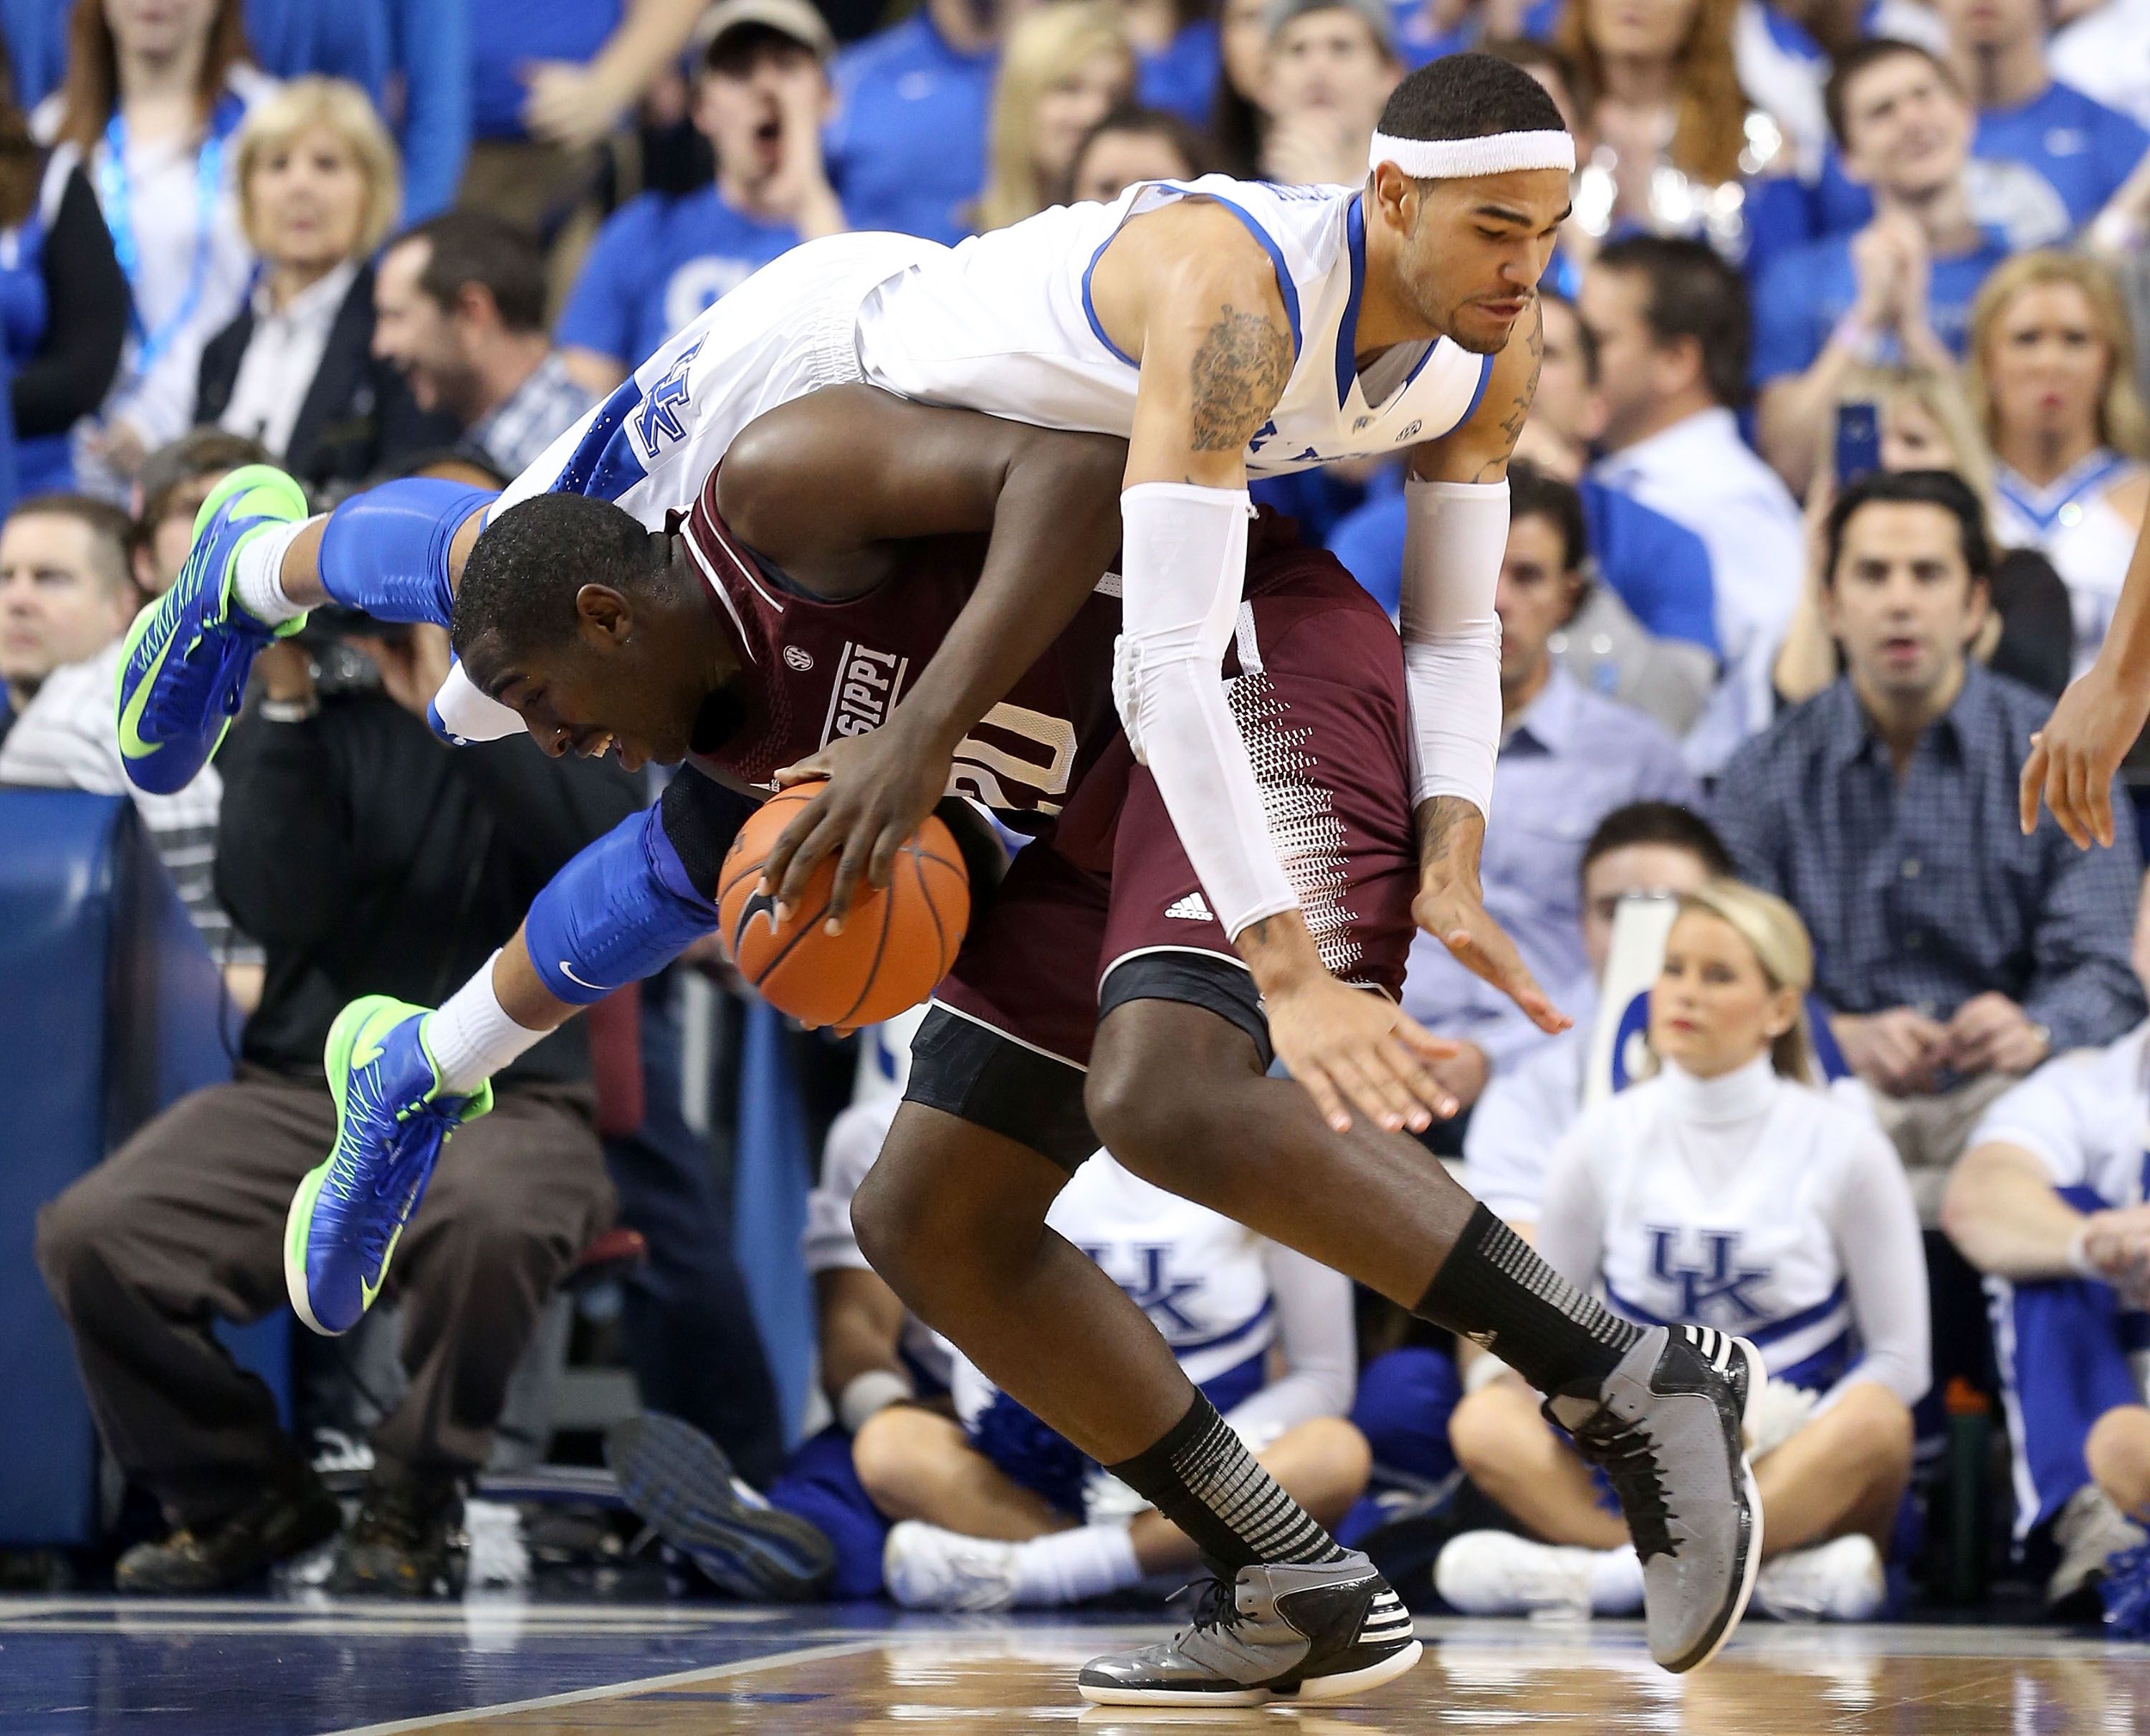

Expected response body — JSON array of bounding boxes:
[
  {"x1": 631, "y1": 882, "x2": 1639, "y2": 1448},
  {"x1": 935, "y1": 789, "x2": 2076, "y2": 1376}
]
[
  {"x1": 231, "y1": 515, "x2": 319, "y2": 624},
  {"x1": 1588, "y1": 1544, "x2": 1645, "y2": 1615},
  {"x1": 424, "y1": 953, "x2": 548, "y2": 1092},
  {"x1": 1010, "y1": 1523, "x2": 1141, "y2": 1608}
]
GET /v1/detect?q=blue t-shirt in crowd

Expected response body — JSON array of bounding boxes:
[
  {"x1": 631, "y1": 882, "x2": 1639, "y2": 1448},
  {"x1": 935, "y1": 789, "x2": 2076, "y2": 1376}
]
[
  {"x1": 0, "y1": 0, "x2": 64, "y2": 108},
  {"x1": 245, "y1": 0, "x2": 471, "y2": 219},
  {"x1": 558, "y1": 186, "x2": 803, "y2": 371},
  {"x1": 1390, "y1": 4, "x2": 1471, "y2": 67},
  {"x1": 1810, "y1": 82, "x2": 2149, "y2": 243},
  {"x1": 1326, "y1": 472, "x2": 1720, "y2": 658},
  {"x1": 468, "y1": 0, "x2": 621, "y2": 140},
  {"x1": 1137, "y1": 20, "x2": 1220, "y2": 125},
  {"x1": 1750, "y1": 225, "x2": 2015, "y2": 386},
  {"x1": 826, "y1": 14, "x2": 995, "y2": 245}
]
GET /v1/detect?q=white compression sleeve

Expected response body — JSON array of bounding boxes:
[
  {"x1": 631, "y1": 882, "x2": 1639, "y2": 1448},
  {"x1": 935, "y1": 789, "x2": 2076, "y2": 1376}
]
[
  {"x1": 1397, "y1": 476, "x2": 1507, "y2": 817},
  {"x1": 1114, "y1": 482, "x2": 1297, "y2": 938}
]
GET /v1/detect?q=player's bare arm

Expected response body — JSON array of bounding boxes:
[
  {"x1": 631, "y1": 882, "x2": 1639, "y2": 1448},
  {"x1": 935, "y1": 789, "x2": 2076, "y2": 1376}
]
[
  {"x1": 2022, "y1": 509, "x2": 2150, "y2": 848},
  {"x1": 717, "y1": 388, "x2": 1127, "y2": 926},
  {"x1": 1401, "y1": 297, "x2": 1566, "y2": 1037}
]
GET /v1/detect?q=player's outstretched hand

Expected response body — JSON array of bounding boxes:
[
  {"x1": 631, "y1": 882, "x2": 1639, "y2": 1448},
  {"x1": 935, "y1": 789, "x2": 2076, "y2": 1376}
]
[
  {"x1": 1266, "y1": 971, "x2": 1461, "y2": 1137},
  {"x1": 1414, "y1": 876, "x2": 1570, "y2": 1037},
  {"x1": 763, "y1": 723, "x2": 952, "y2": 932},
  {"x1": 2020, "y1": 659, "x2": 2150, "y2": 849}
]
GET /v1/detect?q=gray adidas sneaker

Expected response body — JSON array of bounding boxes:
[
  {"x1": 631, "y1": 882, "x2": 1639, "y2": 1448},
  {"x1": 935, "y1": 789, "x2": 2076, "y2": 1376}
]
[
  {"x1": 1544, "y1": 1323, "x2": 1764, "y2": 1674},
  {"x1": 1076, "y1": 1551, "x2": 1420, "y2": 1707}
]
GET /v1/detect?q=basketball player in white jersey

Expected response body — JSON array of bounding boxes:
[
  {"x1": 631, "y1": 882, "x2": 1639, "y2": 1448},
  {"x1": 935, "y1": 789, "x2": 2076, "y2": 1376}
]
[{"x1": 118, "y1": 56, "x2": 1767, "y2": 1699}]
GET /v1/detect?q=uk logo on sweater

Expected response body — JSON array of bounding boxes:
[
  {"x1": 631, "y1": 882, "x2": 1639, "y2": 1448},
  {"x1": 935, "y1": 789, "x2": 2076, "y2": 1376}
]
[{"x1": 1646, "y1": 1226, "x2": 1769, "y2": 1323}]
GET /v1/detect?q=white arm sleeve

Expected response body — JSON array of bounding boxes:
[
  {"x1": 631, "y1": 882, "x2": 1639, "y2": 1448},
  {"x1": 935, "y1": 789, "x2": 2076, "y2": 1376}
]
[
  {"x1": 1114, "y1": 482, "x2": 1297, "y2": 938},
  {"x1": 1221, "y1": 1240, "x2": 1357, "y2": 1449},
  {"x1": 1821, "y1": 1128, "x2": 1933, "y2": 1410},
  {"x1": 1398, "y1": 476, "x2": 1507, "y2": 817}
]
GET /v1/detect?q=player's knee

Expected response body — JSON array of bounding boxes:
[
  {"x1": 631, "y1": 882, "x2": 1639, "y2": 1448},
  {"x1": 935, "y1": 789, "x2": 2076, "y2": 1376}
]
[
  {"x1": 1835, "y1": 1383, "x2": 1915, "y2": 1479},
  {"x1": 850, "y1": 1146, "x2": 937, "y2": 1295},
  {"x1": 1447, "y1": 1382, "x2": 1532, "y2": 1481},
  {"x1": 849, "y1": 1406, "x2": 952, "y2": 1515},
  {"x1": 1084, "y1": 1055, "x2": 1201, "y2": 1186},
  {"x1": 2086, "y1": 1405, "x2": 2150, "y2": 1502}
]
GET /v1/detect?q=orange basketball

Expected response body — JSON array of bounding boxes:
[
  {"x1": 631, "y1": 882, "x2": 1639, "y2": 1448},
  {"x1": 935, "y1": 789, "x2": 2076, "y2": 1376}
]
[{"x1": 716, "y1": 781, "x2": 970, "y2": 1029}]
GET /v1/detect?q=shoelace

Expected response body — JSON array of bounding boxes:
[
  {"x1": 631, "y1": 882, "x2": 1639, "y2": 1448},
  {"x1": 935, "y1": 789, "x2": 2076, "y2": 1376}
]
[
  {"x1": 1167, "y1": 1575, "x2": 1250, "y2": 1641},
  {"x1": 1572, "y1": 1413, "x2": 1676, "y2": 1562},
  {"x1": 141, "y1": 582, "x2": 273, "y2": 740}
]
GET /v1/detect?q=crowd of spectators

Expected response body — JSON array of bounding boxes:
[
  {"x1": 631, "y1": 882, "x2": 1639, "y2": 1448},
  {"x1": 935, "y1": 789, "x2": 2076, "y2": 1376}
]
[{"x1": 5, "y1": 0, "x2": 2150, "y2": 1631}]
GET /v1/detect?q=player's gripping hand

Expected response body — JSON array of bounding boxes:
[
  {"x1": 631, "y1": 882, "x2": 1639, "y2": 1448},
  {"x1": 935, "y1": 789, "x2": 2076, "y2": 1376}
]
[
  {"x1": 1266, "y1": 970, "x2": 1463, "y2": 1137},
  {"x1": 763, "y1": 720, "x2": 952, "y2": 933},
  {"x1": 2020, "y1": 658, "x2": 2150, "y2": 849}
]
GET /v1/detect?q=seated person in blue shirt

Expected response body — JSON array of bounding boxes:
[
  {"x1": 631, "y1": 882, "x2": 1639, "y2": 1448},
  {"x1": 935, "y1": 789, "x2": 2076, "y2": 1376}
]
[
  {"x1": 1124, "y1": 0, "x2": 1223, "y2": 125},
  {"x1": 557, "y1": 0, "x2": 844, "y2": 396},
  {"x1": 1754, "y1": 40, "x2": 2015, "y2": 494},
  {"x1": 1398, "y1": 464, "x2": 1697, "y2": 1139},
  {"x1": 1711, "y1": 469, "x2": 2147, "y2": 1210},
  {"x1": 823, "y1": 0, "x2": 1005, "y2": 244},
  {"x1": 1329, "y1": 289, "x2": 1719, "y2": 734},
  {"x1": 1812, "y1": 0, "x2": 2150, "y2": 246}
]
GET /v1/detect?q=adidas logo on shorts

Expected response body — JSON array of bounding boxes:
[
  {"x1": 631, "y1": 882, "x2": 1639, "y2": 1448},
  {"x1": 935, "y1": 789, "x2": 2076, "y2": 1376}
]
[{"x1": 1165, "y1": 893, "x2": 1213, "y2": 921}]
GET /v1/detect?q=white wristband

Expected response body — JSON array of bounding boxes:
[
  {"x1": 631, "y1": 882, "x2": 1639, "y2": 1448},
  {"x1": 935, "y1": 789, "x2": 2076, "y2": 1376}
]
[
  {"x1": 838, "y1": 1368, "x2": 914, "y2": 1436},
  {"x1": 2068, "y1": 1220, "x2": 2101, "y2": 1281}
]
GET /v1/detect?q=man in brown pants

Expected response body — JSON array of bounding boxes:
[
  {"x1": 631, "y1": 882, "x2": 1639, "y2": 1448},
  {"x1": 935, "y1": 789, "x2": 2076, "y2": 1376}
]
[{"x1": 36, "y1": 624, "x2": 637, "y2": 1596}]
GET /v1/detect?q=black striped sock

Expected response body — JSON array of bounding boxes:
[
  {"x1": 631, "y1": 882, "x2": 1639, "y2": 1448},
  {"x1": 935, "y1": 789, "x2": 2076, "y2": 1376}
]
[
  {"x1": 1108, "y1": 1392, "x2": 1346, "y2": 1573},
  {"x1": 1416, "y1": 1203, "x2": 1642, "y2": 1393}
]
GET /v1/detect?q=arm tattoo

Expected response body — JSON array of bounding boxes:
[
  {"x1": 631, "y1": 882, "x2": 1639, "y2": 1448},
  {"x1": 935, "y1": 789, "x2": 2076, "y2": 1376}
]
[
  {"x1": 1471, "y1": 296, "x2": 1545, "y2": 483},
  {"x1": 1416, "y1": 794, "x2": 1484, "y2": 879},
  {"x1": 1189, "y1": 305, "x2": 1292, "y2": 453}
]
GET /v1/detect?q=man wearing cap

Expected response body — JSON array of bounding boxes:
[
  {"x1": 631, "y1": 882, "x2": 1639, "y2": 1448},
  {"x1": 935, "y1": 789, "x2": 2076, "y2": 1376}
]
[
  {"x1": 558, "y1": 0, "x2": 846, "y2": 396},
  {"x1": 1262, "y1": 0, "x2": 1405, "y2": 189}
]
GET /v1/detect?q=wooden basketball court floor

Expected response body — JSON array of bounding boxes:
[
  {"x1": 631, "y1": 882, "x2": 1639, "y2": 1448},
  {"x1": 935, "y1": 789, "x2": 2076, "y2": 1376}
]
[{"x1": 4, "y1": 1598, "x2": 2147, "y2": 1735}]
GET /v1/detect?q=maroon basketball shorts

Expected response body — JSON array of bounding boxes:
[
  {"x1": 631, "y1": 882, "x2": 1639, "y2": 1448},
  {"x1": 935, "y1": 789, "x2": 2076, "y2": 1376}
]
[{"x1": 904, "y1": 533, "x2": 1421, "y2": 1171}]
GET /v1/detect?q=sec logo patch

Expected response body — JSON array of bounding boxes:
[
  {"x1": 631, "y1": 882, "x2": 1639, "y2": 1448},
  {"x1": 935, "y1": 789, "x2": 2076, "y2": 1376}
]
[{"x1": 783, "y1": 646, "x2": 814, "y2": 672}]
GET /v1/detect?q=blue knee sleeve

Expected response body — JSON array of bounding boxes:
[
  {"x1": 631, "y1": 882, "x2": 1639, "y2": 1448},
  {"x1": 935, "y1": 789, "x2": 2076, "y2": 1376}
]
[
  {"x1": 318, "y1": 479, "x2": 494, "y2": 624},
  {"x1": 525, "y1": 803, "x2": 718, "y2": 1005}
]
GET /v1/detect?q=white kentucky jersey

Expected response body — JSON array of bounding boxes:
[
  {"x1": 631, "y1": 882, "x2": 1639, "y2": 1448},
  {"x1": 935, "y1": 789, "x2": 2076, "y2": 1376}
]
[
  {"x1": 1992, "y1": 451, "x2": 2148, "y2": 677},
  {"x1": 1537, "y1": 1054, "x2": 1928, "y2": 1398},
  {"x1": 1969, "y1": 1022, "x2": 2150, "y2": 1211},
  {"x1": 855, "y1": 177, "x2": 1496, "y2": 477},
  {"x1": 950, "y1": 1154, "x2": 1281, "y2": 1429}
]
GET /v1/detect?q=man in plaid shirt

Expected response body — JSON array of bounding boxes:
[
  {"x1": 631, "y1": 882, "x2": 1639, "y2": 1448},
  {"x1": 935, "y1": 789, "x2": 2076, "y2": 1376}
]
[
  {"x1": 373, "y1": 214, "x2": 598, "y2": 480},
  {"x1": 1711, "y1": 471, "x2": 2146, "y2": 1215}
]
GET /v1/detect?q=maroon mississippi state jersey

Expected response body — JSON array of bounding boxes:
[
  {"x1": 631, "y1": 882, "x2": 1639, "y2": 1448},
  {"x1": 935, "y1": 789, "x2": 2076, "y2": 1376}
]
[{"x1": 679, "y1": 477, "x2": 1123, "y2": 821}]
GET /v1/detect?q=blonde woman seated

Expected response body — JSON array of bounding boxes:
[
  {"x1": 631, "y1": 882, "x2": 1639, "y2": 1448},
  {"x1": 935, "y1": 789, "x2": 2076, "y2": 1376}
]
[
  {"x1": 1968, "y1": 252, "x2": 2150, "y2": 679},
  {"x1": 970, "y1": 4, "x2": 1135, "y2": 233},
  {"x1": 1437, "y1": 881, "x2": 1929, "y2": 1623},
  {"x1": 1773, "y1": 363, "x2": 2076, "y2": 708}
]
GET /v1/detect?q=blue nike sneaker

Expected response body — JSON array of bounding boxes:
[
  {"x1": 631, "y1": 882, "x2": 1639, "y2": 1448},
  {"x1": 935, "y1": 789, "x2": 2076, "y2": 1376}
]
[
  {"x1": 285, "y1": 995, "x2": 493, "y2": 1337},
  {"x1": 117, "y1": 464, "x2": 310, "y2": 795}
]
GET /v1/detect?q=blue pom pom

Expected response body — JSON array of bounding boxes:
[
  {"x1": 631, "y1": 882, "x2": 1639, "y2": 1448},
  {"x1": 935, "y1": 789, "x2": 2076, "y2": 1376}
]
[{"x1": 2098, "y1": 1541, "x2": 2150, "y2": 1637}]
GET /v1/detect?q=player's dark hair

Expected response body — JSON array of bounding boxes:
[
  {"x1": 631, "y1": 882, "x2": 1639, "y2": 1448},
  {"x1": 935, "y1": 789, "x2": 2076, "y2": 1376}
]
[
  {"x1": 1824, "y1": 38, "x2": 1958, "y2": 148},
  {"x1": 451, "y1": 493, "x2": 676, "y2": 659},
  {"x1": 1541, "y1": 287, "x2": 1597, "y2": 384},
  {"x1": 1822, "y1": 469, "x2": 1993, "y2": 590},
  {"x1": 1377, "y1": 52, "x2": 1568, "y2": 145},
  {"x1": 1595, "y1": 234, "x2": 1751, "y2": 411},
  {"x1": 1581, "y1": 802, "x2": 1733, "y2": 885},
  {"x1": 391, "y1": 211, "x2": 548, "y2": 335},
  {"x1": 1506, "y1": 459, "x2": 1587, "y2": 573}
]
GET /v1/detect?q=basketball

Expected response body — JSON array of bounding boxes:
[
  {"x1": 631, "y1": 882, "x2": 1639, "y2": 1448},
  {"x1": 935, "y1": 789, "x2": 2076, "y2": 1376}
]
[{"x1": 716, "y1": 782, "x2": 970, "y2": 1028}]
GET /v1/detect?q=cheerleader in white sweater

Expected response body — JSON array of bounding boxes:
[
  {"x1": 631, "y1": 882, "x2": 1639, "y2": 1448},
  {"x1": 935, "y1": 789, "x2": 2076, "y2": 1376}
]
[{"x1": 1439, "y1": 879, "x2": 1931, "y2": 1623}]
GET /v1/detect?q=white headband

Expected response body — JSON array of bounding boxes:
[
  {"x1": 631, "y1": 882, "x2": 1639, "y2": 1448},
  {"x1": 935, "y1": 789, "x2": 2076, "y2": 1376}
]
[{"x1": 1367, "y1": 130, "x2": 1575, "y2": 178}]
